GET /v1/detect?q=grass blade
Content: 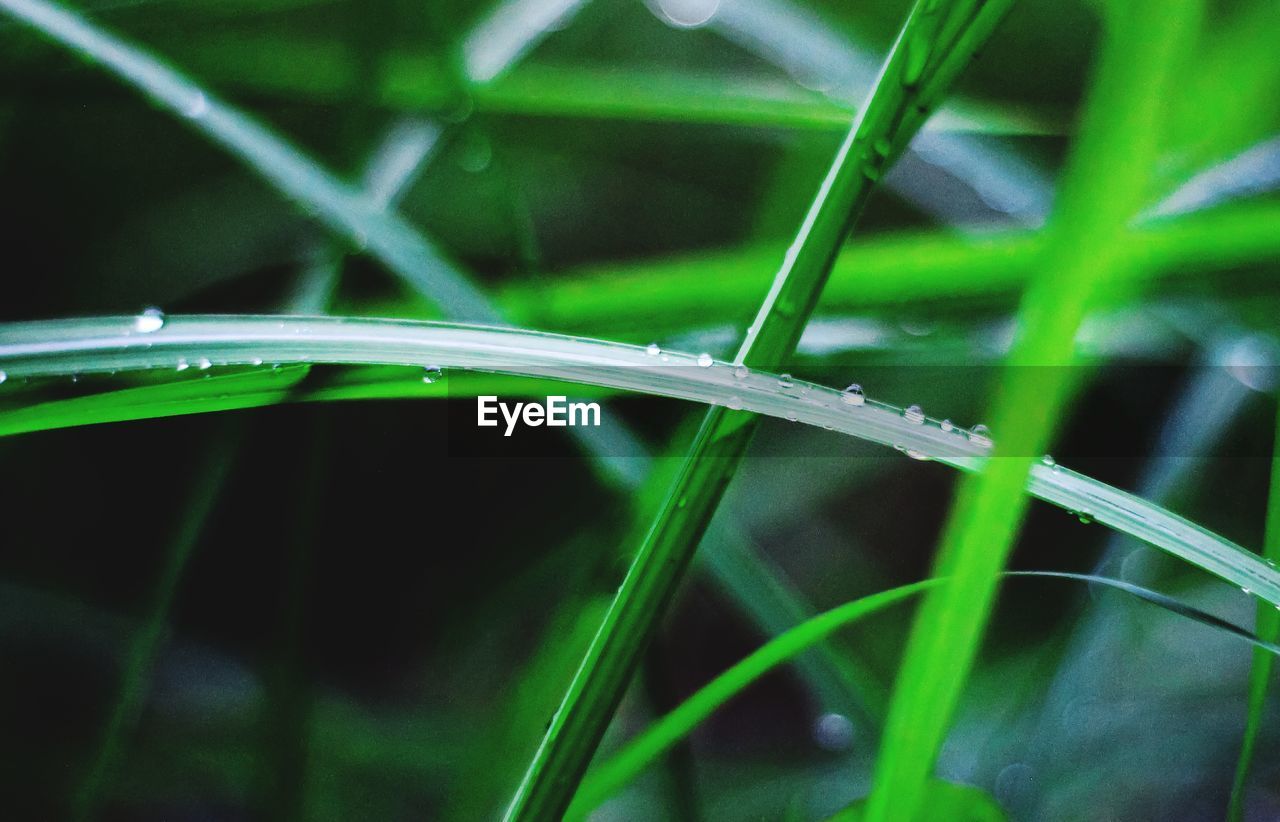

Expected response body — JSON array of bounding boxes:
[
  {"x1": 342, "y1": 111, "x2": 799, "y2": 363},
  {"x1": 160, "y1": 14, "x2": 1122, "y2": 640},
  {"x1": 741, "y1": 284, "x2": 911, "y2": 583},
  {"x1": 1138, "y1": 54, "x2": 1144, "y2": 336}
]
[
  {"x1": 71, "y1": 433, "x2": 238, "y2": 819},
  {"x1": 497, "y1": 3, "x2": 1028, "y2": 815},
  {"x1": 569, "y1": 570, "x2": 1280, "y2": 817},
  {"x1": 498, "y1": 200, "x2": 1280, "y2": 337},
  {"x1": 1227, "y1": 402, "x2": 1280, "y2": 821},
  {"x1": 4, "y1": 314, "x2": 1280, "y2": 609},
  {"x1": 863, "y1": 1, "x2": 1202, "y2": 819},
  {"x1": 0, "y1": 0, "x2": 499, "y2": 322}
]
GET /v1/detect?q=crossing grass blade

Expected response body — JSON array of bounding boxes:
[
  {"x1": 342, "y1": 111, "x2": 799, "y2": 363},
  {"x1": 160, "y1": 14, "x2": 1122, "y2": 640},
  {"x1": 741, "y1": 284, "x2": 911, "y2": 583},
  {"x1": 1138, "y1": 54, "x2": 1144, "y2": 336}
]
[
  {"x1": 863, "y1": 1, "x2": 1203, "y2": 819},
  {"x1": 501, "y1": 2, "x2": 1019, "y2": 818},
  {"x1": 1227, "y1": 402, "x2": 1280, "y2": 821}
]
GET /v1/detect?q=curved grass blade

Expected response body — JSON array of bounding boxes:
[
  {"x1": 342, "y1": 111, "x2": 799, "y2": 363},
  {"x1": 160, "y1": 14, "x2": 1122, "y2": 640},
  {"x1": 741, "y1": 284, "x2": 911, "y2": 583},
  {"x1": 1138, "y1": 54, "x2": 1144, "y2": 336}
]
[
  {"x1": 4, "y1": 313, "x2": 1280, "y2": 607},
  {"x1": 1227, "y1": 402, "x2": 1280, "y2": 821},
  {"x1": 503, "y1": 2, "x2": 1019, "y2": 816},
  {"x1": 568, "y1": 570, "x2": 1280, "y2": 817},
  {"x1": 863, "y1": 1, "x2": 1203, "y2": 819},
  {"x1": 0, "y1": 0, "x2": 889, "y2": 733}
]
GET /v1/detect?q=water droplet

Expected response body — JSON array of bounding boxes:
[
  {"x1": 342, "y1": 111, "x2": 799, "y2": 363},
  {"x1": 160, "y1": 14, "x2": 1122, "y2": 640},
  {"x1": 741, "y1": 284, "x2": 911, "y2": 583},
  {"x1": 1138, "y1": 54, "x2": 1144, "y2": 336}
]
[
  {"x1": 1041, "y1": 454, "x2": 1056, "y2": 467},
  {"x1": 697, "y1": 352, "x2": 713, "y2": 367},
  {"x1": 1077, "y1": 511, "x2": 1094, "y2": 525},
  {"x1": 733, "y1": 364, "x2": 749, "y2": 380},
  {"x1": 727, "y1": 396, "x2": 743, "y2": 410},
  {"x1": 940, "y1": 419, "x2": 954, "y2": 432},
  {"x1": 1242, "y1": 587, "x2": 1252, "y2": 596},
  {"x1": 175, "y1": 358, "x2": 190, "y2": 372},
  {"x1": 903, "y1": 404, "x2": 925, "y2": 424},
  {"x1": 134, "y1": 307, "x2": 165, "y2": 333},
  {"x1": 251, "y1": 357, "x2": 264, "y2": 367},
  {"x1": 677, "y1": 496, "x2": 688, "y2": 509},
  {"x1": 777, "y1": 373, "x2": 794, "y2": 389},
  {"x1": 0, "y1": 370, "x2": 6, "y2": 385},
  {"x1": 968, "y1": 424, "x2": 993, "y2": 448},
  {"x1": 841, "y1": 383, "x2": 865, "y2": 406},
  {"x1": 196, "y1": 357, "x2": 212, "y2": 370},
  {"x1": 813, "y1": 712, "x2": 855, "y2": 752},
  {"x1": 646, "y1": 343, "x2": 661, "y2": 357},
  {"x1": 422, "y1": 365, "x2": 443, "y2": 384},
  {"x1": 183, "y1": 91, "x2": 209, "y2": 119},
  {"x1": 904, "y1": 448, "x2": 930, "y2": 461},
  {"x1": 785, "y1": 411, "x2": 798, "y2": 422}
]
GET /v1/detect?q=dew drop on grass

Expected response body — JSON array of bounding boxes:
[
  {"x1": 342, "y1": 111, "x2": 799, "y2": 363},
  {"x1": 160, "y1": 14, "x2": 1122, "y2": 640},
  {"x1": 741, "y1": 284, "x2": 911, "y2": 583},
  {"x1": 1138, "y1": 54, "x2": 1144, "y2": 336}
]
[
  {"x1": 134, "y1": 307, "x2": 165, "y2": 333},
  {"x1": 646, "y1": 343, "x2": 661, "y2": 357},
  {"x1": 422, "y1": 365, "x2": 443, "y2": 384},
  {"x1": 697, "y1": 352, "x2": 713, "y2": 367},
  {"x1": 196, "y1": 357, "x2": 212, "y2": 370},
  {"x1": 251, "y1": 357, "x2": 264, "y2": 367},
  {"x1": 903, "y1": 404, "x2": 925, "y2": 424},
  {"x1": 727, "y1": 396, "x2": 743, "y2": 410},
  {"x1": 183, "y1": 92, "x2": 209, "y2": 119},
  {"x1": 969, "y1": 423, "x2": 993, "y2": 448},
  {"x1": 0, "y1": 370, "x2": 6, "y2": 385},
  {"x1": 1041, "y1": 454, "x2": 1056, "y2": 467},
  {"x1": 841, "y1": 383, "x2": 865, "y2": 406},
  {"x1": 904, "y1": 448, "x2": 930, "y2": 461},
  {"x1": 940, "y1": 419, "x2": 954, "y2": 432},
  {"x1": 733, "y1": 364, "x2": 749, "y2": 379},
  {"x1": 777, "y1": 373, "x2": 794, "y2": 389},
  {"x1": 813, "y1": 713, "x2": 855, "y2": 752},
  {"x1": 175, "y1": 358, "x2": 190, "y2": 372},
  {"x1": 1077, "y1": 510, "x2": 1094, "y2": 525},
  {"x1": 785, "y1": 411, "x2": 798, "y2": 422}
]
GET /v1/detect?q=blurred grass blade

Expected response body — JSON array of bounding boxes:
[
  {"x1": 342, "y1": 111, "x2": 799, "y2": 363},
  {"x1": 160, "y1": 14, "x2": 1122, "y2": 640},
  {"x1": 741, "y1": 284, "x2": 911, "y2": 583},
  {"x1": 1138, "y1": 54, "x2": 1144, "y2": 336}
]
[
  {"x1": 864, "y1": 1, "x2": 1202, "y2": 819},
  {"x1": 502, "y1": 2, "x2": 1018, "y2": 817},
  {"x1": 5, "y1": 314, "x2": 1280, "y2": 608},
  {"x1": 0, "y1": 0, "x2": 499, "y2": 322},
  {"x1": 71, "y1": 434, "x2": 238, "y2": 820},
  {"x1": 499, "y1": 200, "x2": 1280, "y2": 337},
  {"x1": 569, "y1": 570, "x2": 1280, "y2": 817},
  {"x1": 1227, "y1": 402, "x2": 1280, "y2": 821}
]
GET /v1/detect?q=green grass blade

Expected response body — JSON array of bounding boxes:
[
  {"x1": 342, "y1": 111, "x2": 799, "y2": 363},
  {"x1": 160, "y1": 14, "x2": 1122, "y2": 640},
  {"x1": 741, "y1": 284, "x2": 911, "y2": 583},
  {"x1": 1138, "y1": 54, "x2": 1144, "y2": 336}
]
[
  {"x1": 498, "y1": 200, "x2": 1280, "y2": 337},
  {"x1": 569, "y1": 570, "x2": 1280, "y2": 817},
  {"x1": 1227, "y1": 402, "x2": 1280, "y2": 821},
  {"x1": 0, "y1": 0, "x2": 499, "y2": 322},
  {"x1": 5, "y1": 314, "x2": 1280, "y2": 609},
  {"x1": 502, "y1": 2, "x2": 1017, "y2": 816},
  {"x1": 863, "y1": 1, "x2": 1202, "y2": 819},
  {"x1": 71, "y1": 434, "x2": 238, "y2": 819}
]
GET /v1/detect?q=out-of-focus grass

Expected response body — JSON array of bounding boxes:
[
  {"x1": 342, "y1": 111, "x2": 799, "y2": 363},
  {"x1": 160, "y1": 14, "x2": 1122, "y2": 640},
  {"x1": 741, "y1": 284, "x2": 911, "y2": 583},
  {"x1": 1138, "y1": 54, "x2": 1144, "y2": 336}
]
[
  {"x1": 864, "y1": 1, "x2": 1201, "y2": 818},
  {"x1": 1228, "y1": 404, "x2": 1280, "y2": 821}
]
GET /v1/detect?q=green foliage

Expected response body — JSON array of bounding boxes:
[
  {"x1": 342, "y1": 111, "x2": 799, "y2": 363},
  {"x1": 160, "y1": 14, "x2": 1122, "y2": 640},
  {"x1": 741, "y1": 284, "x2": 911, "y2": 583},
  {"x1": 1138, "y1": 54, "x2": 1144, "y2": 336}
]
[{"x1": 0, "y1": 0, "x2": 1277, "y2": 818}]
